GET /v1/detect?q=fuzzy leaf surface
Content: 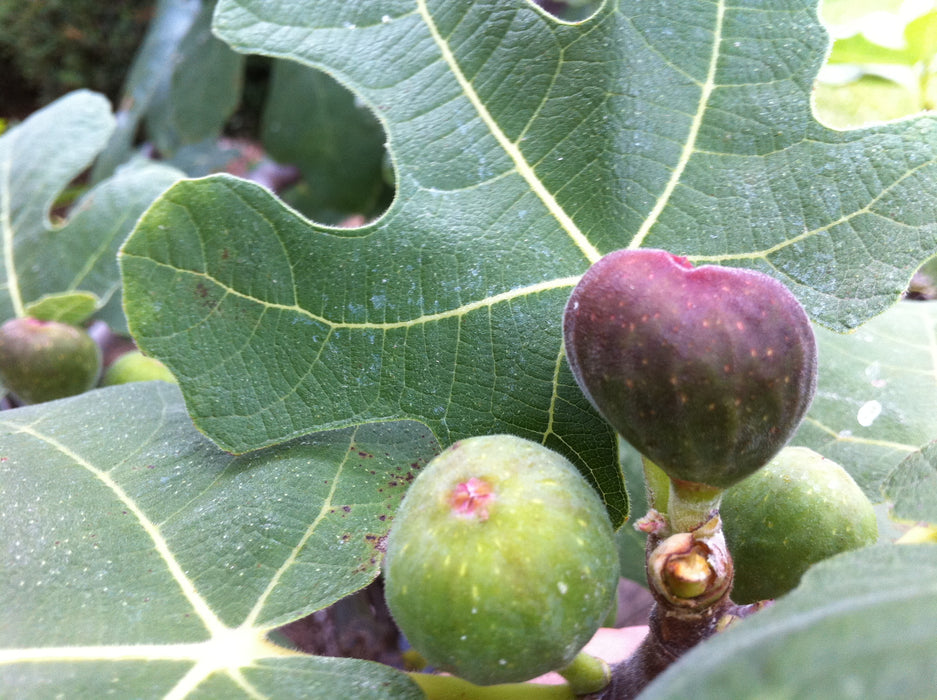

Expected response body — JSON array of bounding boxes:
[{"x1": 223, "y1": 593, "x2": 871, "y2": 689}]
[
  {"x1": 123, "y1": 0, "x2": 937, "y2": 521},
  {"x1": 0, "y1": 382, "x2": 435, "y2": 698}
]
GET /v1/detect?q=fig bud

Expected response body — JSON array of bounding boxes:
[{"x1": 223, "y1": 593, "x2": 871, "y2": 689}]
[
  {"x1": 563, "y1": 249, "x2": 817, "y2": 489},
  {"x1": 0, "y1": 317, "x2": 101, "y2": 404},
  {"x1": 383, "y1": 435, "x2": 619, "y2": 685}
]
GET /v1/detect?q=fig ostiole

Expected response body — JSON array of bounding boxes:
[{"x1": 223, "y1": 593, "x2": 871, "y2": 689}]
[
  {"x1": 563, "y1": 249, "x2": 818, "y2": 491},
  {"x1": 720, "y1": 446, "x2": 879, "y2": 604},
  {"x1": 383, "y1": 434, "x2": 620, "y2": 686},
  {"x1": 0, "y1": 317, "x2": 101, "y2": 404}
]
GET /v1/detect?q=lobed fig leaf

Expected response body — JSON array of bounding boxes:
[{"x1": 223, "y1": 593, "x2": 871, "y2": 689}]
[
  {"x1": 563, "y1": 249, "x2": 817, "y2": 489},
  {"x1": 721, "y1": 446, "x2": 878, "y2": 604},
  {"x1": 0, "y1": 317, "x2": 101, "y2": 404},
  {"x1": 383, "y1": 435, "x2": 619, "y2": 686}
]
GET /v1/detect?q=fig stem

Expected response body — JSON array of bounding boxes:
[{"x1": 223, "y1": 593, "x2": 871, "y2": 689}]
[
  {"x1": 666, "y1": 479, "x2": 723, "y2": 533},
  {"x1": 556, "y1": 651, "x2": 611, "y2": 695},
  {"x1": 641, "y1": 457, "x2": 670, "y2": 514},
  {"x1": 407, "y1": 672, "x2": 576, "y2": 699}
]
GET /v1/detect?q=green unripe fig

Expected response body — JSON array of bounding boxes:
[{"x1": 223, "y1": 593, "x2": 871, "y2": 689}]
[
  {"x1": 0, "y1": 317, "x2": 101, "y2": 404},
  {"x1": 721, "y1": 446, "x2": 878, "y2": 604},
  {"x1": 383, "y1": 434, "x2": 620, "y2": 685},
  {"x1": 103, "y1": 350, "x2": 176, "y2": 386},
  {"x1": 564, "y1": 249, "x2": 817, "y2": 489}
]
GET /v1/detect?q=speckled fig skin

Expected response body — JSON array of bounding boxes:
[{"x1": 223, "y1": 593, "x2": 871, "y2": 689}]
[
  {"x1": 563, "y1": 249, "x2": 817, "y2": 489},
  {"x1": 721, "y1": 446, "x2": 878, "y2": 603},
  {"x1": 0, "y1": 317, "x2": 102, "y2": 404},
  {"x1": 383, "y1": 435, "x2": 619, "y2": 685}
]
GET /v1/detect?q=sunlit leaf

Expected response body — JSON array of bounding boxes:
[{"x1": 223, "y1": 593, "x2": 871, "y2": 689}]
[{"x1": 0, "y1": 382, "x2": 436, "y2": 697}]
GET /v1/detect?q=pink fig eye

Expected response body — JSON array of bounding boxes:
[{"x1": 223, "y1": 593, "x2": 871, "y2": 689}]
[{"x1": 449, "y1": 477, "x2": 495, "y2": 520}]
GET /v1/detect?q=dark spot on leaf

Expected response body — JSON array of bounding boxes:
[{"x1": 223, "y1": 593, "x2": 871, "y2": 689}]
[
  {"x1": 342, "y1": 505, "x2": 351, "y2": 513},
  {"x1": 388, "y1": 480, "x2": 398, "y2": 487}
]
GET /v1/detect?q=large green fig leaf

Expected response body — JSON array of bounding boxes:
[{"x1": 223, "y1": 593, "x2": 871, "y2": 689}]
[
  {"x1": 122, "y1": 0, "x2": 937, "y2": 522},
  {"x1": 638, "y1": 543, "x2": 937, "y2": 699},
  {"x1": 1, "y1": 90, "x2": 182, "y2": 333},
  {"x1": 795, "y1": 300, "x2": 937, "y2": 496},
  {"x1": 0, "y1": 382, "x2": 434, "y2": 697}
]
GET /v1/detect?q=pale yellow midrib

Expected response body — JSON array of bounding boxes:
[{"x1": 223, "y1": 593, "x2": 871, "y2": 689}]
[
  {"x1": 1, "y1": 152, "x2": 24, "y2": 317},
  {"x1": 628, "y1": 0, "x2": 726, "y2": 250},
  {"x1": 239, "y1": 432, "x2": 352, "y2": 628},
  {"x1": 121, "y1": 252, "x2": 580, "y2": 330},
  {"x1": 416, "y1": 0, "x2": 600, "y2": 264},
  {"x1": 802, "y1": 416, "x2": 917, "y2": 452},
  {"x1": 10, "y1": 423, "x2": 227, "y2": 639}
]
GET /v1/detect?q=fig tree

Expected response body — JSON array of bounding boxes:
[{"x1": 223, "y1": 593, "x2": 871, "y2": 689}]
[
  {"x1": 383, "y1": 434, "x2": 619, "y2": 685},
  {"x1": 563, "y1": 248, "x2": 817, "y2": 489},
  {"x1": 0, "y1": 317, "x2": 101, "y2": 404},
  {"x1": 721, "y1": 446, "x2": 878, "y2": 604}
]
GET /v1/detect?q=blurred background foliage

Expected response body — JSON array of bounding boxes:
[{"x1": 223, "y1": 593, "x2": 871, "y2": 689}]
[{"x1": 0, "y1": 0, "x2": 153, "y2": 117}]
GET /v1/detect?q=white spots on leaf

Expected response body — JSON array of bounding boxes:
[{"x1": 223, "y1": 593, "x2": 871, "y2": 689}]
[
  {"x1": 865, "y1": 361, "x2": 887, "y2": 388},
  {"x1": 857, "y1": 400, "x2": 882, "y2": 427}
]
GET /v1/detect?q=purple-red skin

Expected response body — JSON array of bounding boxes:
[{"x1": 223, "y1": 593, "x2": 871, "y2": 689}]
[{"x1": 563, "y1": 249, "x2": 817, "y2": 489}]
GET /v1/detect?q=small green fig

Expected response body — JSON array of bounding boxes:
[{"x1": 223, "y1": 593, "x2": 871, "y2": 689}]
[
  {"x1": 383, "y1": 435, "x2": 619, "y2": 685},
  {"x1": 102, "y1": 350, "x2": 176, "y2": 386},
  {"x1": 0, "y1": 317, "x2": 101, "y2": 404},
  {"x1": 563, "y1": 249, "x2": 817, "y2": 489},
  {"x1": 721, "y1": 446, "x2": 878, "y2": 604}
]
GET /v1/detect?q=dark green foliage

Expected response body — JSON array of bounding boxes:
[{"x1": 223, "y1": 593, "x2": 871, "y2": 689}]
[{"x1": 0, "y1": 0, "x2": 153, "y2": 112}]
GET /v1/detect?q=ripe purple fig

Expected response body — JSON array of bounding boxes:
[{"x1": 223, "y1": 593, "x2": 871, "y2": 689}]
[
  {"x1": 563, "y1": 249, "x2": 817, "y2": 489},
  {"x1": 383, "y1": 435, "x2": 619, "y2": 685},
  {"x1": 0, "y1": 317, "x2": 102, "y2": 404}
]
